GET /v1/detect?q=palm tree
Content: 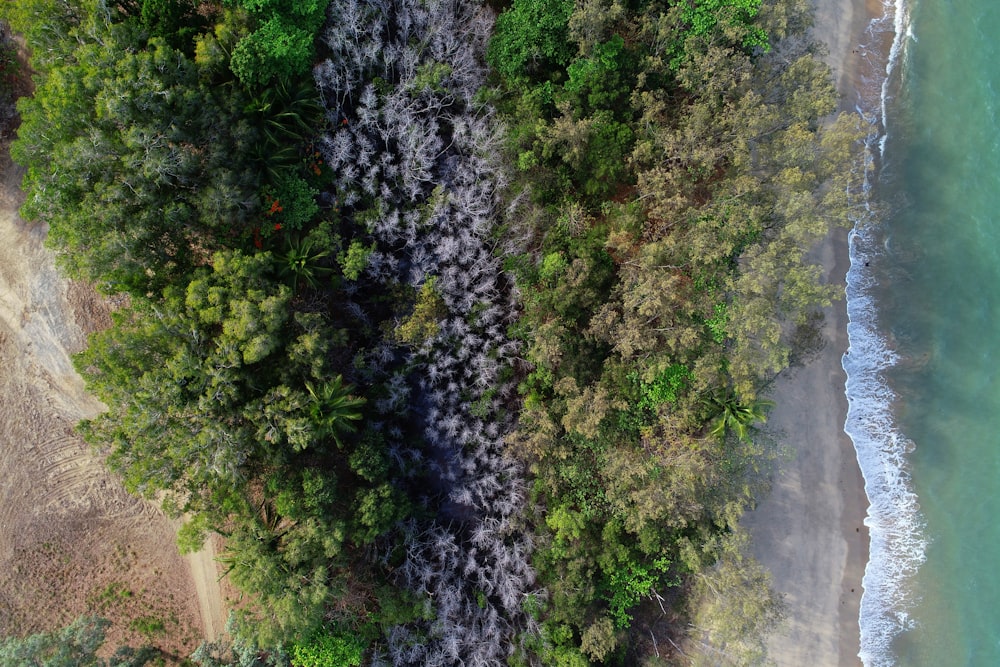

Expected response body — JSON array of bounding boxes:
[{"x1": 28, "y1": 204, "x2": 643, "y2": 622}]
[
  {"x1": 304, "y1": 376, "x2": 365, "y2": 448},
  {"x1": 247, "y1": 79, "x2": 324, "y2": 181},
  {"x1": 278, "y1": 236, "x2": 332, "y2": 292},
  {"x1": 704, "y1": 390, "x2": 774, "y2": 442}
]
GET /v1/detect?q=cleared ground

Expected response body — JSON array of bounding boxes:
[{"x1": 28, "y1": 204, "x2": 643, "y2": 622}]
[{"x1": 0, "y1": 135, "x2": 225, "y2": 657}]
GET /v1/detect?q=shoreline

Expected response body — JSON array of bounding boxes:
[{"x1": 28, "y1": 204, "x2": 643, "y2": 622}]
[{"x1": 742, "y1": 0, "x2": 873, "y2": 665}]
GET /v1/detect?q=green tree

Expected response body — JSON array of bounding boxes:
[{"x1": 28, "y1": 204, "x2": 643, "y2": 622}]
[
  {"x1": 0, "y1": 616, "x2": 156, "y2": 667},
  {"x1": 221, "y1": 517, "x2": 337, "y2": 646},
  {"x1": 74, "y1": 249, "x2": 399, "y2": 644},
  {"x1": 230, "y1": 17, "x2": 313, "y2": 87},
  {"x1": 2, "y1": 0, "x2": 87, "y2": 70},
  {"x1": 496, "y1": 0, "x2": 861, "y2": 661},
  {"x1": 78, "y1": 251, "x2": 289, "y2": 503},
  {"x1": 225, "y1": 0, "x2": 329, "y2": 86},
  {"x1": 0, "y1": 616, "x2": 108, "y2": 667},
  {"x1": 394, "y1": 277, "x2": 448, "y2": 346},
  {"x1": 0, "y1": 20, "x2": 18, "y2": 134},
  {"x1": 488, "y1": 0, "x2": 575, "y2": 80},
  {"x1": 567, "y1": 0, "x2": 625, "y2": 55},
  {"x1": 74, "y1": 250, "x2": 357, "y2": 515},
  {"x1": 564, "y1": 35, "x2": 631, "y2": 112},
  {"x1": 579, "y1": 616, "x2": 618, "y2": 663},
  {"x1": 140, "y1": 0, "x2": 205, "y2": 49},
  {"x1": 686, "y1": 531, "x2": 785, "y2": 666},
  {"x1": 12, "y1": 34, "x2": 265, "y2": 294},
  {"x1": 337, "y1": 239, "x2": 374, "y2": 281},
  {"x1": 248, "y1": 78, "x2": 324, "y2": 178},
  {"x1": 680, "y1": 0, "x2": 769, "y2": 50}
]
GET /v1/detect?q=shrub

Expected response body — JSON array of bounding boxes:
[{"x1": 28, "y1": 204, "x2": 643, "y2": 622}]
[
  {"x1": 263, "y1": 173, "x2": 319, "y2": 233},
  {"x1": 291, "y1": 629, "x2": 365, "y2": 667},
  {"x1": 230, "y1": 17, "x2": 314, "y2": 87}
]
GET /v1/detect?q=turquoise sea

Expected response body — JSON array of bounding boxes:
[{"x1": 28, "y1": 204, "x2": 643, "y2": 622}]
[{"x1": 845, "y1": 0, "x2": 1000, "y2": 664}]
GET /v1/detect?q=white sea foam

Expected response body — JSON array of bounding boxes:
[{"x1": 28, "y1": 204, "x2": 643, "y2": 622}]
[
  {"x1": 845, "y1": 223, "x2": 928, "y2": 667},
  {"x1": 844, "y1": 1, "x2": 927, "y2": 665}
]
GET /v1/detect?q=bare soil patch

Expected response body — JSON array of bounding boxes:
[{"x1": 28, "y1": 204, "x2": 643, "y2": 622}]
[{"x1": 0, "y1": 132, "x2": 223, "y2": 657}]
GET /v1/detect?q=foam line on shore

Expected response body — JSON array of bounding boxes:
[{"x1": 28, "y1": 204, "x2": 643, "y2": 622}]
[
  {"x1": 844, "y1": 222, "x2": 927, "y2": 667},
  {"x1": 843, "y1": 1, "x2": 927, "y2": 665}
]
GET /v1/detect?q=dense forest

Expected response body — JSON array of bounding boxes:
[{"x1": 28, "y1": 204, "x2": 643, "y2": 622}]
[{"x1": 0, "y1": 0, "x2": 861, "y2": 664}]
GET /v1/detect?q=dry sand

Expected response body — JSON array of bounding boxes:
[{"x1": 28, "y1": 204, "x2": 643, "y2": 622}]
[
  {"x1": 741, "y1": 1, "x2": 873, "y2": 666},
  {"x1": 0, "y1": 131, "x2": 225, "y2": 652}
]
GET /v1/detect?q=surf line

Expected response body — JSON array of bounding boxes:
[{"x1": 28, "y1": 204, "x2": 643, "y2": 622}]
[{"x1": 842, "y1": 1, "x2": 927, "y2": 666}]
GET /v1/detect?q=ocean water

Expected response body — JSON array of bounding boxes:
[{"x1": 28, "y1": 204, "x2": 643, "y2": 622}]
[{"x1": 846, "y1": 0, "x2": 1000, "y2": 665}]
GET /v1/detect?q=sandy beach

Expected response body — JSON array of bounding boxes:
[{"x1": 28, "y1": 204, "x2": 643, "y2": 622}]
[{"x1": 741, "y1": 0, "x2": 873, "y2": 665}]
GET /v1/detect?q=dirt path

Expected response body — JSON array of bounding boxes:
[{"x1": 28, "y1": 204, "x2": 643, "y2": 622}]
[
  {"x1": 0, "y1": 142, "x2": 225, "y2": 651},
  {"x1": 187, "y1": 535, "x2": 225, "y2": 641}
]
